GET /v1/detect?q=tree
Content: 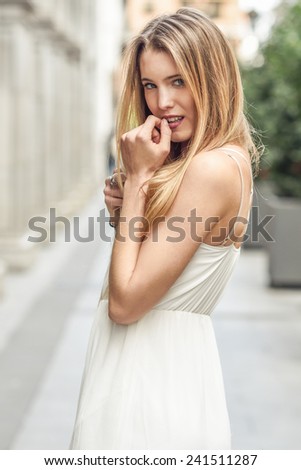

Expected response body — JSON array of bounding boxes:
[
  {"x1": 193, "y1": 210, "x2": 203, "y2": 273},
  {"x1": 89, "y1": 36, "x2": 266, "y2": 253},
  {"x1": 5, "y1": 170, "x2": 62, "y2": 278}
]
[{"x1": 243, "y1": 0, "x2": 301, "y2": 198}]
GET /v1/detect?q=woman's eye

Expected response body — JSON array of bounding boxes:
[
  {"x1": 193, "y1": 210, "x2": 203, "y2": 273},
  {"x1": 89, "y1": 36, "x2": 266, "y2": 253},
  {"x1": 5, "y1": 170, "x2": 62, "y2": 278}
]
[
  {"x1": 173, "y1": 78, "x2": 184, "y2": 87},
  {"x1": 143, "y1": 83, "x2": 156, "y2": 89}
]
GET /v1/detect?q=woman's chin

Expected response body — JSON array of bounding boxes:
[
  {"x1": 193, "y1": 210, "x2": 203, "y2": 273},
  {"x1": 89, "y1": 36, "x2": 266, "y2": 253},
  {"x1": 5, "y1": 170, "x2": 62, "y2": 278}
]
[
  {"x1": 170, "y1": 131, "x2": 192, "y2": 144},
  {"x1": 171, "y1": 136, "x2": 184, "y2": 143},
  {"x1": 171, "y1": 136, "x2": 190, "y2": 146}
]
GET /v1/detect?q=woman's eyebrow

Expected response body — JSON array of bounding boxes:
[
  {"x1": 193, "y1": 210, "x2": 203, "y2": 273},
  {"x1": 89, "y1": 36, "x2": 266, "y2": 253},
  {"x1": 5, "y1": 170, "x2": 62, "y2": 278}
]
[{"x1": 141, "y1": 74, "x2": 182, "y2": 82}]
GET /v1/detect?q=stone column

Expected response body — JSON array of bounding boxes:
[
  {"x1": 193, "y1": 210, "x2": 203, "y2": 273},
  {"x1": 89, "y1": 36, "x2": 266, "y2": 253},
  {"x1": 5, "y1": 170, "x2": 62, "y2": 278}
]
[
  {"x1": 0, "y1": 0, "x2": 123, "y2": 288},
  {"x1": 0, "y1": 2, "x2": 39, "y2": 269}
]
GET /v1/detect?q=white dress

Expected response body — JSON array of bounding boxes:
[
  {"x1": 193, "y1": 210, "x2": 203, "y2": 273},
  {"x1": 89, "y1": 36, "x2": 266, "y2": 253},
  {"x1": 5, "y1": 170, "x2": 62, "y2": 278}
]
[{"x1": 70, "y1": 148, "x2": 253, "y2": 450}]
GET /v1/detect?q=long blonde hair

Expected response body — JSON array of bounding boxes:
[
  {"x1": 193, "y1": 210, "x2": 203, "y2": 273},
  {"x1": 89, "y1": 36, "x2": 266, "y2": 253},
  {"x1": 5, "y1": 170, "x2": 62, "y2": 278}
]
[{"x1": 115, "y1": 7, "x2": 261, "y2": 229}]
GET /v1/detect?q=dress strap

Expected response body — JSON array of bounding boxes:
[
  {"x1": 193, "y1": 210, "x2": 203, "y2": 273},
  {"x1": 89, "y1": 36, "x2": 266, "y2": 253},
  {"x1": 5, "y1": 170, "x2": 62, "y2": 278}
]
[
  {"x1": 217, "y1": 148, "x2": 254, "y2": 246},
  {"x1": 219, "y1": 148, "x2": 254, "y2": 194}
]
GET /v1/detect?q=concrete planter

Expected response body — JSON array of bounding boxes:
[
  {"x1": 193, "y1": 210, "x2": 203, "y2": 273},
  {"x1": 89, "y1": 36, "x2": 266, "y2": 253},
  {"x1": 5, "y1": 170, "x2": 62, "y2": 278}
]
[
  {"x1": 244, "y1": 181, "x2": 275, "y2": 249},
  {"x1": 266, "y1": 195, "x2": 301, "y2": 287}
]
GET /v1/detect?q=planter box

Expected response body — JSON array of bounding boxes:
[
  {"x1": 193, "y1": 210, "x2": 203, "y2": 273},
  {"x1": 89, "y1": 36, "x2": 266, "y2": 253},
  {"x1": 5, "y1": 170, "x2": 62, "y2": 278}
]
[
  {"x1": 244, "y1": 181, "x2": 275, "y2": 249},
  {"x1": 266, "y1": 195, "x2": 301, "y2": 287}
]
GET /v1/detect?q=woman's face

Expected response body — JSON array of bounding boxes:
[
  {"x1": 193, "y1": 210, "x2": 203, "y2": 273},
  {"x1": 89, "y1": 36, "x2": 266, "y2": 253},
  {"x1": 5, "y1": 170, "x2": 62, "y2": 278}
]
[{"x1": 139, "y1": 48, "x2": 197, "y2": 144}]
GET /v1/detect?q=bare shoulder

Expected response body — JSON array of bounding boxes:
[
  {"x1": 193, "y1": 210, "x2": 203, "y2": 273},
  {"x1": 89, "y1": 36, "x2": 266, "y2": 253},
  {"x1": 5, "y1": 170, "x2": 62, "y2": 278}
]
[
  {"x1": 185, "y1": 148, "x2": 241, "y2": 188},
  {"x1": 167, "y1": 146, "x2": 253, "y2": 224},
  {"x1": 175, "y1": 148, "x2": 241, "y2": 213}
]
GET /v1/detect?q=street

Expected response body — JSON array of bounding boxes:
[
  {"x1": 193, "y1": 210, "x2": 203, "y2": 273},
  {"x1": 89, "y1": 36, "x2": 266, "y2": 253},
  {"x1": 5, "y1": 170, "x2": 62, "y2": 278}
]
[{"x1": 0, "y1": 195, "x2": 300, "y2": 450}]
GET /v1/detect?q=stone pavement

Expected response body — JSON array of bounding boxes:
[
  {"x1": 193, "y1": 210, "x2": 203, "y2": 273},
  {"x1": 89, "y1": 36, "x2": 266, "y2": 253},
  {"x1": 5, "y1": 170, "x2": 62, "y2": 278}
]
[{"x1": 0, "y1": 195, "x2": 300, "y2": 450}]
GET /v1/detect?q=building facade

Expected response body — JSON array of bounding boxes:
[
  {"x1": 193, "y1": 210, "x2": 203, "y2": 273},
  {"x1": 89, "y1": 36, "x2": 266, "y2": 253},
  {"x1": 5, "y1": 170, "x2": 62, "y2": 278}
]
[
  {"x1": 125, "y1": 0, "x2": 250, "y2": 51},
  {"x1": 0, "y1": 0, "x2": 124, "y2": 294}
]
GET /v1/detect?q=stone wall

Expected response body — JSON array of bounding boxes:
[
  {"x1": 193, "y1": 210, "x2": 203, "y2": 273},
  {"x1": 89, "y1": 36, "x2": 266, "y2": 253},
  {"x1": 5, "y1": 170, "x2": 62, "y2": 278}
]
[{"x1": 0, "y1": 0, "x2": 124, "y2": 294}]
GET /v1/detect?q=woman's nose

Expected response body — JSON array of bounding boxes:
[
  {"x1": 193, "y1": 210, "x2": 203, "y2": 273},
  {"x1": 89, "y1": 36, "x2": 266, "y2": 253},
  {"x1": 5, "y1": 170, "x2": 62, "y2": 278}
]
[{"x1": 158, "y1": 89, "x2": 174, "y2": 110}]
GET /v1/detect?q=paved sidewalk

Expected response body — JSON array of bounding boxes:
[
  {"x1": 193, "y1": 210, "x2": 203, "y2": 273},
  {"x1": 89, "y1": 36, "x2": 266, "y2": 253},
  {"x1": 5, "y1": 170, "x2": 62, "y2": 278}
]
[
  {"x1": 0, "y1": 196, "x2": 300, "y2": 449},
  {"x1": 0, "y1": 194, "x2": 113, "y2": 449},
  {"x1": 214, "y1": 249, "x2": 301, "y2": 449}
]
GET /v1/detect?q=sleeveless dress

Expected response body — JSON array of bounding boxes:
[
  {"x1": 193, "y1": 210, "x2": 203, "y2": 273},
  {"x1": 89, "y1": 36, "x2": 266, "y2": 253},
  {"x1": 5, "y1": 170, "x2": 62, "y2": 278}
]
[{"x1": 70, "y1": 148, "x2": 253, "y2": 450}]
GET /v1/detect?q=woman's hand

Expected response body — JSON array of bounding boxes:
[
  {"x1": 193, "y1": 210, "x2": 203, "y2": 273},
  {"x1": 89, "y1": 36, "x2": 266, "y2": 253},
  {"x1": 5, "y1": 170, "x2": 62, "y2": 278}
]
[
  {"x1": 120, "y1": 115, "x2": 171, "y2": 180},
  {"x1": 103, "y1": 168, "x2": 126, "y2": 220}
]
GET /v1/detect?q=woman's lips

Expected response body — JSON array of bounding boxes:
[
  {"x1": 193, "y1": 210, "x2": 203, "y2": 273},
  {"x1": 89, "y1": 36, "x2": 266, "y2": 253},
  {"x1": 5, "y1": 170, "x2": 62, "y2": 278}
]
[{"x1": 167, "y1": 117, "x2": 184, "y2": 130}]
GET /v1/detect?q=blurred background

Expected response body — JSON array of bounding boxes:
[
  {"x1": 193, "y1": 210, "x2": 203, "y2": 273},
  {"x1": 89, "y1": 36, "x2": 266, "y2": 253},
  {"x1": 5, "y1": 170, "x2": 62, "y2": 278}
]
[{"x1": 0, "y1": 0, "x2": 300, "y2": 450}]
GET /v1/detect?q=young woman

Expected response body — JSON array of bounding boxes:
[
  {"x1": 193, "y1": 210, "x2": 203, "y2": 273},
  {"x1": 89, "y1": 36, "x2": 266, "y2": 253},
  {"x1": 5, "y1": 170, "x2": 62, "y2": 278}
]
[{"x1": 70, "y1": 8, "x2": 260, "y2": 450}]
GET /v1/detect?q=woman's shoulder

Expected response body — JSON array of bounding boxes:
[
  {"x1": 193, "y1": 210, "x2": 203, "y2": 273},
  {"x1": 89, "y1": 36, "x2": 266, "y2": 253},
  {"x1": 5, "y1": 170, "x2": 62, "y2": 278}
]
[
  {"x1": 176, "y1": 144, "x2": 251, "y2": 217},
  {"x1": 192, "y1": 143, "x2": 248, "y2": 166},
  {"x1": 185, "y1": 146, "x2": 246, "y2": 191}
]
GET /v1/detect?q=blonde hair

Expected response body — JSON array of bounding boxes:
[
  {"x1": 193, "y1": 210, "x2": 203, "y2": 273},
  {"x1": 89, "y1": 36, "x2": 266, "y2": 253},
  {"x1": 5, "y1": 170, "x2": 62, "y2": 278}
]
[{"x1": 115, "y1": 7, "x2": 261, "y2": 230}]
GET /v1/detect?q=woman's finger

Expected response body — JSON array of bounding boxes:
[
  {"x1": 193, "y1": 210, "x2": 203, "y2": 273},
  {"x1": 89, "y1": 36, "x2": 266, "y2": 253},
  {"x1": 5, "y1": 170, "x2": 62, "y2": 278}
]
[
  {"x1": 105, "y1": 195, "x2": 123, "y2": 206},
  {"x1": 105, "y1": 172, "x2": 126, "y2": 187},
  {"x1": 139, "y1": 115, "x2": 161, "y2": 140},
  {"x1": 104, "y1": 195, "x2": 123, "y2": 214},
  {"x1": 152, "y1": 127, "x2": 161, "y2": 144},
  {"x1": 103, "y1": 186, "x2": 123, "y2": 200},
  {"x1": 104, "y1": 179, "x2": 122, "y2": 190},
  {"x1": 159, "y1": 118, "x2": 172, "y2": 153}
]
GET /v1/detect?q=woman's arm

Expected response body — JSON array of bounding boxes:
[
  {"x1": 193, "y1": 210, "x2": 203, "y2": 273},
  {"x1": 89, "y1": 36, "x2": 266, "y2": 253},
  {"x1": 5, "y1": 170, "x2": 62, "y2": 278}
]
[
  {"x1": 108, "y1": 174, "x2": 148, "y2": 320},
  {"x1": 108, "y1": 148, "x2": 240, "y2": 325},
  {"x1": 108, "y1": 115, "x2": 171, "y2": 322}
]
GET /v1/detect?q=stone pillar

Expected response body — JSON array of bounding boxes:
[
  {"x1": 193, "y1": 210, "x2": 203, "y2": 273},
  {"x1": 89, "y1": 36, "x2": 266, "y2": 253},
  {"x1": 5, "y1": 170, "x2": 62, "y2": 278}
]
[
  {"x1": 0, "y1": 0, "x2": 101, "y2": 276},
  {"x1": 0, "y1": 0, "x2": 124, "y2": 290},
  {"x1": 0, "y1": 2, "x2": 40, "y2": 269},
  {"x1": 32, "y1": 26, "x2": 54, "y2": 213}
]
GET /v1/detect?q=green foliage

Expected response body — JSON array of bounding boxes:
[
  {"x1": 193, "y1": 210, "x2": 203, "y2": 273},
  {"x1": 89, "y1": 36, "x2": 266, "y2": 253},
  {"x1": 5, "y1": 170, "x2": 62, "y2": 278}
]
[{"x1": 243, "y1": 0, "x2": 301, "y2": 198}]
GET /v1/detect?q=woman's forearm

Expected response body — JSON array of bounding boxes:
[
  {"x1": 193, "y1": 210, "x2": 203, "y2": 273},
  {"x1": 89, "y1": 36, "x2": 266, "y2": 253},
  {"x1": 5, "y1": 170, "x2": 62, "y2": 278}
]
[
  {"x1": 109, "y1": 207, "x2": 120, "y2": 228},
  {"x1": 108, "y1": 175, "x2": 149, "y2": 321},
  {"x1": 108, "y1": 117, "x2": 171, "y2": 323}
]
